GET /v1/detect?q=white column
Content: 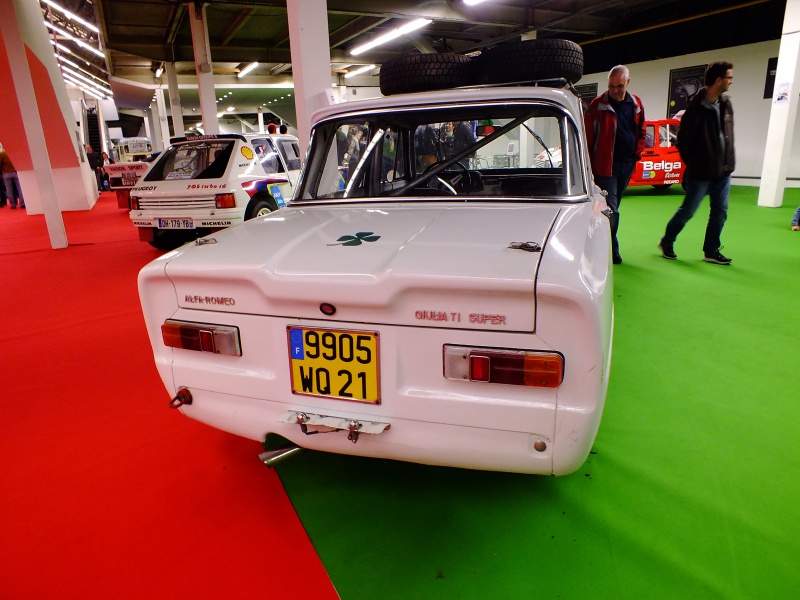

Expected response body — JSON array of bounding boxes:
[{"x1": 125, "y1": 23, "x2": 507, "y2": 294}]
[
  {"x1": 257, "y1": 107, "x2": 265, "y2": 133},
  {"x1": 287, "y1": 0, "x2": 333, "y2": 155},
  {"x1": 758, "y1": 0, "x2": 800, "y2": 207},
  {"x1": 0, "y1": 0, "x2": 66, "y2": 248},
  {"x1": 188, "y1": 2, "x2": 219, "y2": 135},
  {"x1": 165, "y1": 62, "x2": 185, "y2": 137},
  {"x1": 155, "y1": 88, "x2": 171, "y2": 148}
]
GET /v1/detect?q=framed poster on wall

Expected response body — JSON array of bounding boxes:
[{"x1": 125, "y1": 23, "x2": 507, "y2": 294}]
[
  {"x1": 574, "y1": 83, "x2": 598, "y2": 105},
  {"x1": 667, "y1": 65, "x2": 706, "y2": 118},
  {"x1": 764, "y1": 57, "x2": 778, "y2": 99}
]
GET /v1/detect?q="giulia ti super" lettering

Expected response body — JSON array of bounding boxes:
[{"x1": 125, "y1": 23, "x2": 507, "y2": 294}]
[{"x1": 641, "y1": 160, "x2": 681, "y2": 172}]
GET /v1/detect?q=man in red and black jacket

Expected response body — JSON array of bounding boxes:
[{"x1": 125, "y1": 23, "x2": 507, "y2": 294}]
[{"x1": 585, "y1": 65, "x2": 646, "y2": 265}]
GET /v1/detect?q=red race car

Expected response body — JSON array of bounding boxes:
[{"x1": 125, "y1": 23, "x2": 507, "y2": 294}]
[{"x1": 629, "y1": 118, "x2": 685, "y2": 189}]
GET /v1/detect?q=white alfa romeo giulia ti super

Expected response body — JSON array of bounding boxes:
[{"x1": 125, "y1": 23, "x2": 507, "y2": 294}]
[{"x1": 139, "y1": 41, "x2": 614, "y2": 475}]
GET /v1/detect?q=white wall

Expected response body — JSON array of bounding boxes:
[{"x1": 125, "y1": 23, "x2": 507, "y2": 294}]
[{"x1": 582, "y1": 40, "x2": 800, "y2": 186}]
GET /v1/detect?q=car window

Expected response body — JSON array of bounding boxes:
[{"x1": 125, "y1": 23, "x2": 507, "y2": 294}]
[
  {"x1": 645, "y1": 125, "x2": 655, "y2": 148},
  {"x1": 144, "y1": 140, "x2": 233, "y2": 181},
  {"x1": 277, "y1": 138, "x2": 302, "y2": 170},
  {"x1": 298, "y1": 103, "x2": 584, "y2": 201},
  {"x1": 252, "y1": 138, "x2": 285, "y2": 174}
]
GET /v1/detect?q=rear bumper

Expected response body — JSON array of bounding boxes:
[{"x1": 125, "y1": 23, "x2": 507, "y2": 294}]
[
  {"x1": 177, "y1": 388, "x2": 577, "y2": 475},
  {"x1": 130, "y1": 209, "x2": 244, "y2": 229}
]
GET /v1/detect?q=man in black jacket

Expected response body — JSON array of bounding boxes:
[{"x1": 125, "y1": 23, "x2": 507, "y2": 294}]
[
  {"x1": 659, "y1": 61, "x2": 735, "y2": 265},
  {"x1": 85, "y1": 145, "x2": 104, "y2": 192}
]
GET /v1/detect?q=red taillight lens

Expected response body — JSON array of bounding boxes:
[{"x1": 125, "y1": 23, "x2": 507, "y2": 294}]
[
  {"x1": 130, "y1": 196, "x2": 141, "y2": 209},
  {"x1": 161, "y1": 320, "x2": 241, "y2": 356},
  {"x1": 444, "y1": 346, "x2": 563, "y2": 388},
  {"x1": 215, "y1": 193, "x2": 236, "y2": 209}
]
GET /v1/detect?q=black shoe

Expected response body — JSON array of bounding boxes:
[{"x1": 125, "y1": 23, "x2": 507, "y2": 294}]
[
  {"x1": 612, "y1": 252, "x2": 623, "y2": 265},
  {"x1": 658, "y1": 239, "x2": 677, "y2": 260},
  {"x1": 703, "y1": 250, "x2": 732, "y2": 265}
]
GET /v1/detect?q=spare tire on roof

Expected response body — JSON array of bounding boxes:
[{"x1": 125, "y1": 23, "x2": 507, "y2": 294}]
[
  {"x1": 476, "y1": 38, "x2": 584, "y2": 85},
  {"x1": 379, "y1": 52, "x2": 475, "y2": 96}
]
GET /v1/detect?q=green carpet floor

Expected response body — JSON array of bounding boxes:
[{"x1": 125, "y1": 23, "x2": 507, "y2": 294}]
[{"x1": 276, "y1": 186, "x2": 800, "y2": 599}]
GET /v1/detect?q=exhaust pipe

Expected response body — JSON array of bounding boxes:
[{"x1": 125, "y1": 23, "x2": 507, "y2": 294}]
[{"x1": 258, "y1": 443, "x2": 304, "y2": 468}]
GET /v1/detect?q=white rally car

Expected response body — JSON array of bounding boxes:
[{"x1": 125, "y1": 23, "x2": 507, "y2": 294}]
[
  {"x1": 138, "y1": 41, "x2": 613, "y2": 475},
  {"x1": 129, "y1": 133, "x2": 301, "y2": 250}
]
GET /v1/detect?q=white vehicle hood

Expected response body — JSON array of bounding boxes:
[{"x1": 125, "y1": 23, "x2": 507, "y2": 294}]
[{"x1": 162, "y1": 203, "x2": 563, "y2": 332}]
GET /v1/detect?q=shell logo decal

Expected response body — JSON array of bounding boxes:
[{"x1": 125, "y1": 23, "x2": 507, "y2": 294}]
[{"x1": 241, "y1": 146, "x2": 254, "y2": 160}]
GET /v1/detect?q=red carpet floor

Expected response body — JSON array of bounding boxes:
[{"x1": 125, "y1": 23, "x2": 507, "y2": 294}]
[{"x1": 0, "y1": 195, "x2": 339, "y2": 599}]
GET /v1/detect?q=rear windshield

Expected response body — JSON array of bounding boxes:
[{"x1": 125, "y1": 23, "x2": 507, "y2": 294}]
[
  {"x1": 296, "y1": 102, "x2": 586, "y2": 202},
  {"x1": 144, "y1": 140, "x2": 234, "y2": 182}
]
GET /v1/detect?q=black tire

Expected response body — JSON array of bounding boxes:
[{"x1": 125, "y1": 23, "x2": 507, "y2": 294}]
[
  {"x1": 475, "y1": 39, "x2": 583, "y2": 85},
  {"x1": 379, "y1": 53, "x2": 475, "y2": 96},
  {"x1": 245, "y1": 195, "x2": 278, "y2": 220},
  {"x1": 148, "y1": 228, "x2": 196, "y2": 251}
]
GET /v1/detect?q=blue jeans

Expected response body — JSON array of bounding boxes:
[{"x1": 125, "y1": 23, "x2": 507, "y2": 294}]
[
  {"x1": 595, "y1": 161, "x2": 636, "y2": 255},
  {"x1": 663, "y1": 174, "x2": 730, "y2": 254},
  {"x1": 3, "y1": 172, "x2": 24, "y2": 207},
  {"x1": 792, "y1": 205, "x2": 800, "y2": 227}
]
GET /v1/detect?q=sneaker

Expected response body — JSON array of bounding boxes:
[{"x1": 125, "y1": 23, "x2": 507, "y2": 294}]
[
  {"x1": 612, "y1": 252, "x2": 623, "y2": 265},
  {"x1": 658, "y1": 239, "x2": 677, "y2": 260},
  {"x1": 703, "y1": 250, "x2": 732, "y2": 265}
]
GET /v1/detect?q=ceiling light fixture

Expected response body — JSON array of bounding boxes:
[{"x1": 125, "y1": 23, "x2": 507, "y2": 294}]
[
  {"x1": 237, "y1": 62, "x2": 258, "y2": 78},
  {"x1": 55, "y1": 55, "x2": 107, "y2": 86},
  {"x1": 61, "y1": 74, "x2": 105, "y2": 100},
  {"x1": 227, "y1": 106, "x2": 235, "y2": 112},
  {"x1": 60, "y1": 65, "x2": 112, "y2": 95},
  {"x1": 350, "y1": 18, "x2": 432, "y2": 56},
  {"x1": 41, "y1": 0, "x2": 99, "y2": 33},
  {"x1": 269, "y1": 63, "x2": 290, "y2": 76},
  {"x1": 463, "y1": 0, "x2": 489, "y2": 5},
  {"x1": 154, "y1": 65, "x2": 163, "y2": 78},
  {"x1": 344, "y1": 64, "x2": 376, "y2": 79},
  {"x1": 43, "y1": 21, "x2": 105, "y2": 58}
]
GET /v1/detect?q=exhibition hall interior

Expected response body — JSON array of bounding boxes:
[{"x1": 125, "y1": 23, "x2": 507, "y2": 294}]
[{"x1": 2, "y1": 1, "x2": 799, "y2": 598}]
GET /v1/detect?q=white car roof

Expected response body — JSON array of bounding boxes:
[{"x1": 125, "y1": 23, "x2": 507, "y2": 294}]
[{"x1": 311, "y1": 85, "x2": 583, "y2": 125}]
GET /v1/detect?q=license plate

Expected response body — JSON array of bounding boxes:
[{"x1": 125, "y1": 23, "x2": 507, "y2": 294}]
[
  {"x1": 288, "y1": 327, "x2": 380, "y2": 403},
  {"x1": 158, "y1": 218, "x2": 194, "y2": 229},
  {"x1": 122, "y1": 178, "x2": 138, "y2": 186}
]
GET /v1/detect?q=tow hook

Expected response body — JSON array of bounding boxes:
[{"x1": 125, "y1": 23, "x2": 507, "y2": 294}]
[
  {"x1": 168, "y1": 387, "x2": 193, "y2": 408},
  {"x1": 347, "y1": 420, "x2": 362, "y2": 443}
]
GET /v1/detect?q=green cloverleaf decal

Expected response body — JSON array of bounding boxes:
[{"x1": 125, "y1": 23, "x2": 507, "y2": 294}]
[{"x1": 329, "y1": 231, "x2": 381, "y2": 246}]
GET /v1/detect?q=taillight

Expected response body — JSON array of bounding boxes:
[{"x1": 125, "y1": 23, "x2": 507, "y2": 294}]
[
  {"x1": 215, "y1": 193, "x2": 236, "y2": 209},
  {"x1": 161, "y1": 320, "x2": 241, "y2": 356},
  {"x1": 443, "y1": 345, "x2": 563, "y2": 388},
  {"x1": 130, "y1": 196, "x2": 141, "y2": 209}
]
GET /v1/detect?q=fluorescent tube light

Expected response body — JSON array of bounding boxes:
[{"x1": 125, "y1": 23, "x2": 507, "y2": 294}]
[
  {"x1": 350, "y1": 18, "x2": 432, "y2": 56},
  {"x1": 237, "y1": 62, "x2": 258, "y2": 78},
  {"x1": 344, "y1": 64, "x2": 376, "y2": 79},
  {"x1": 60, "y1": 65, "x2": 112, "y2": 95},
  {"x1": 44, "y1": 21, "x2": 105, "y2": 58},
  {"x1": 61, "y1": 74, "x2": 105, "y2": 100},
  {"x1": 41, "y1": 0, "x2": 100, "y2": 33},
  {"x1": 56, "y1": 55, "x2": 110, "y2": 88}
]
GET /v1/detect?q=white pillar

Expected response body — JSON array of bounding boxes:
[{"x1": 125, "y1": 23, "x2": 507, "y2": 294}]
[
  {"x1": 758, "y1": 0, "x2": 800, "y2": 207},
  {"x1": 165, "y1": 62, "x2": 185, "y2": 137},
  {"x1": 287, "y1": 0, "x2": 333, "y2": 156},
  {"x1": 257, "y1": 107, "x2": 265, "y2": 133},
  {"x1": 0, "y1": 0, "x2": 66, "y2": 247},
  {"x1": 188, "y1": 2, "x2": 219, "y2": 135},
  {"x1": 155, "y1": 88, "x2": 171, "y2": 149}
]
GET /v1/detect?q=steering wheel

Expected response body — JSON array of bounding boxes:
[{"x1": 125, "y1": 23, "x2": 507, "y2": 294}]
[{"x1": 421, "y1": 160, "x2": 469, "y2": 195}]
